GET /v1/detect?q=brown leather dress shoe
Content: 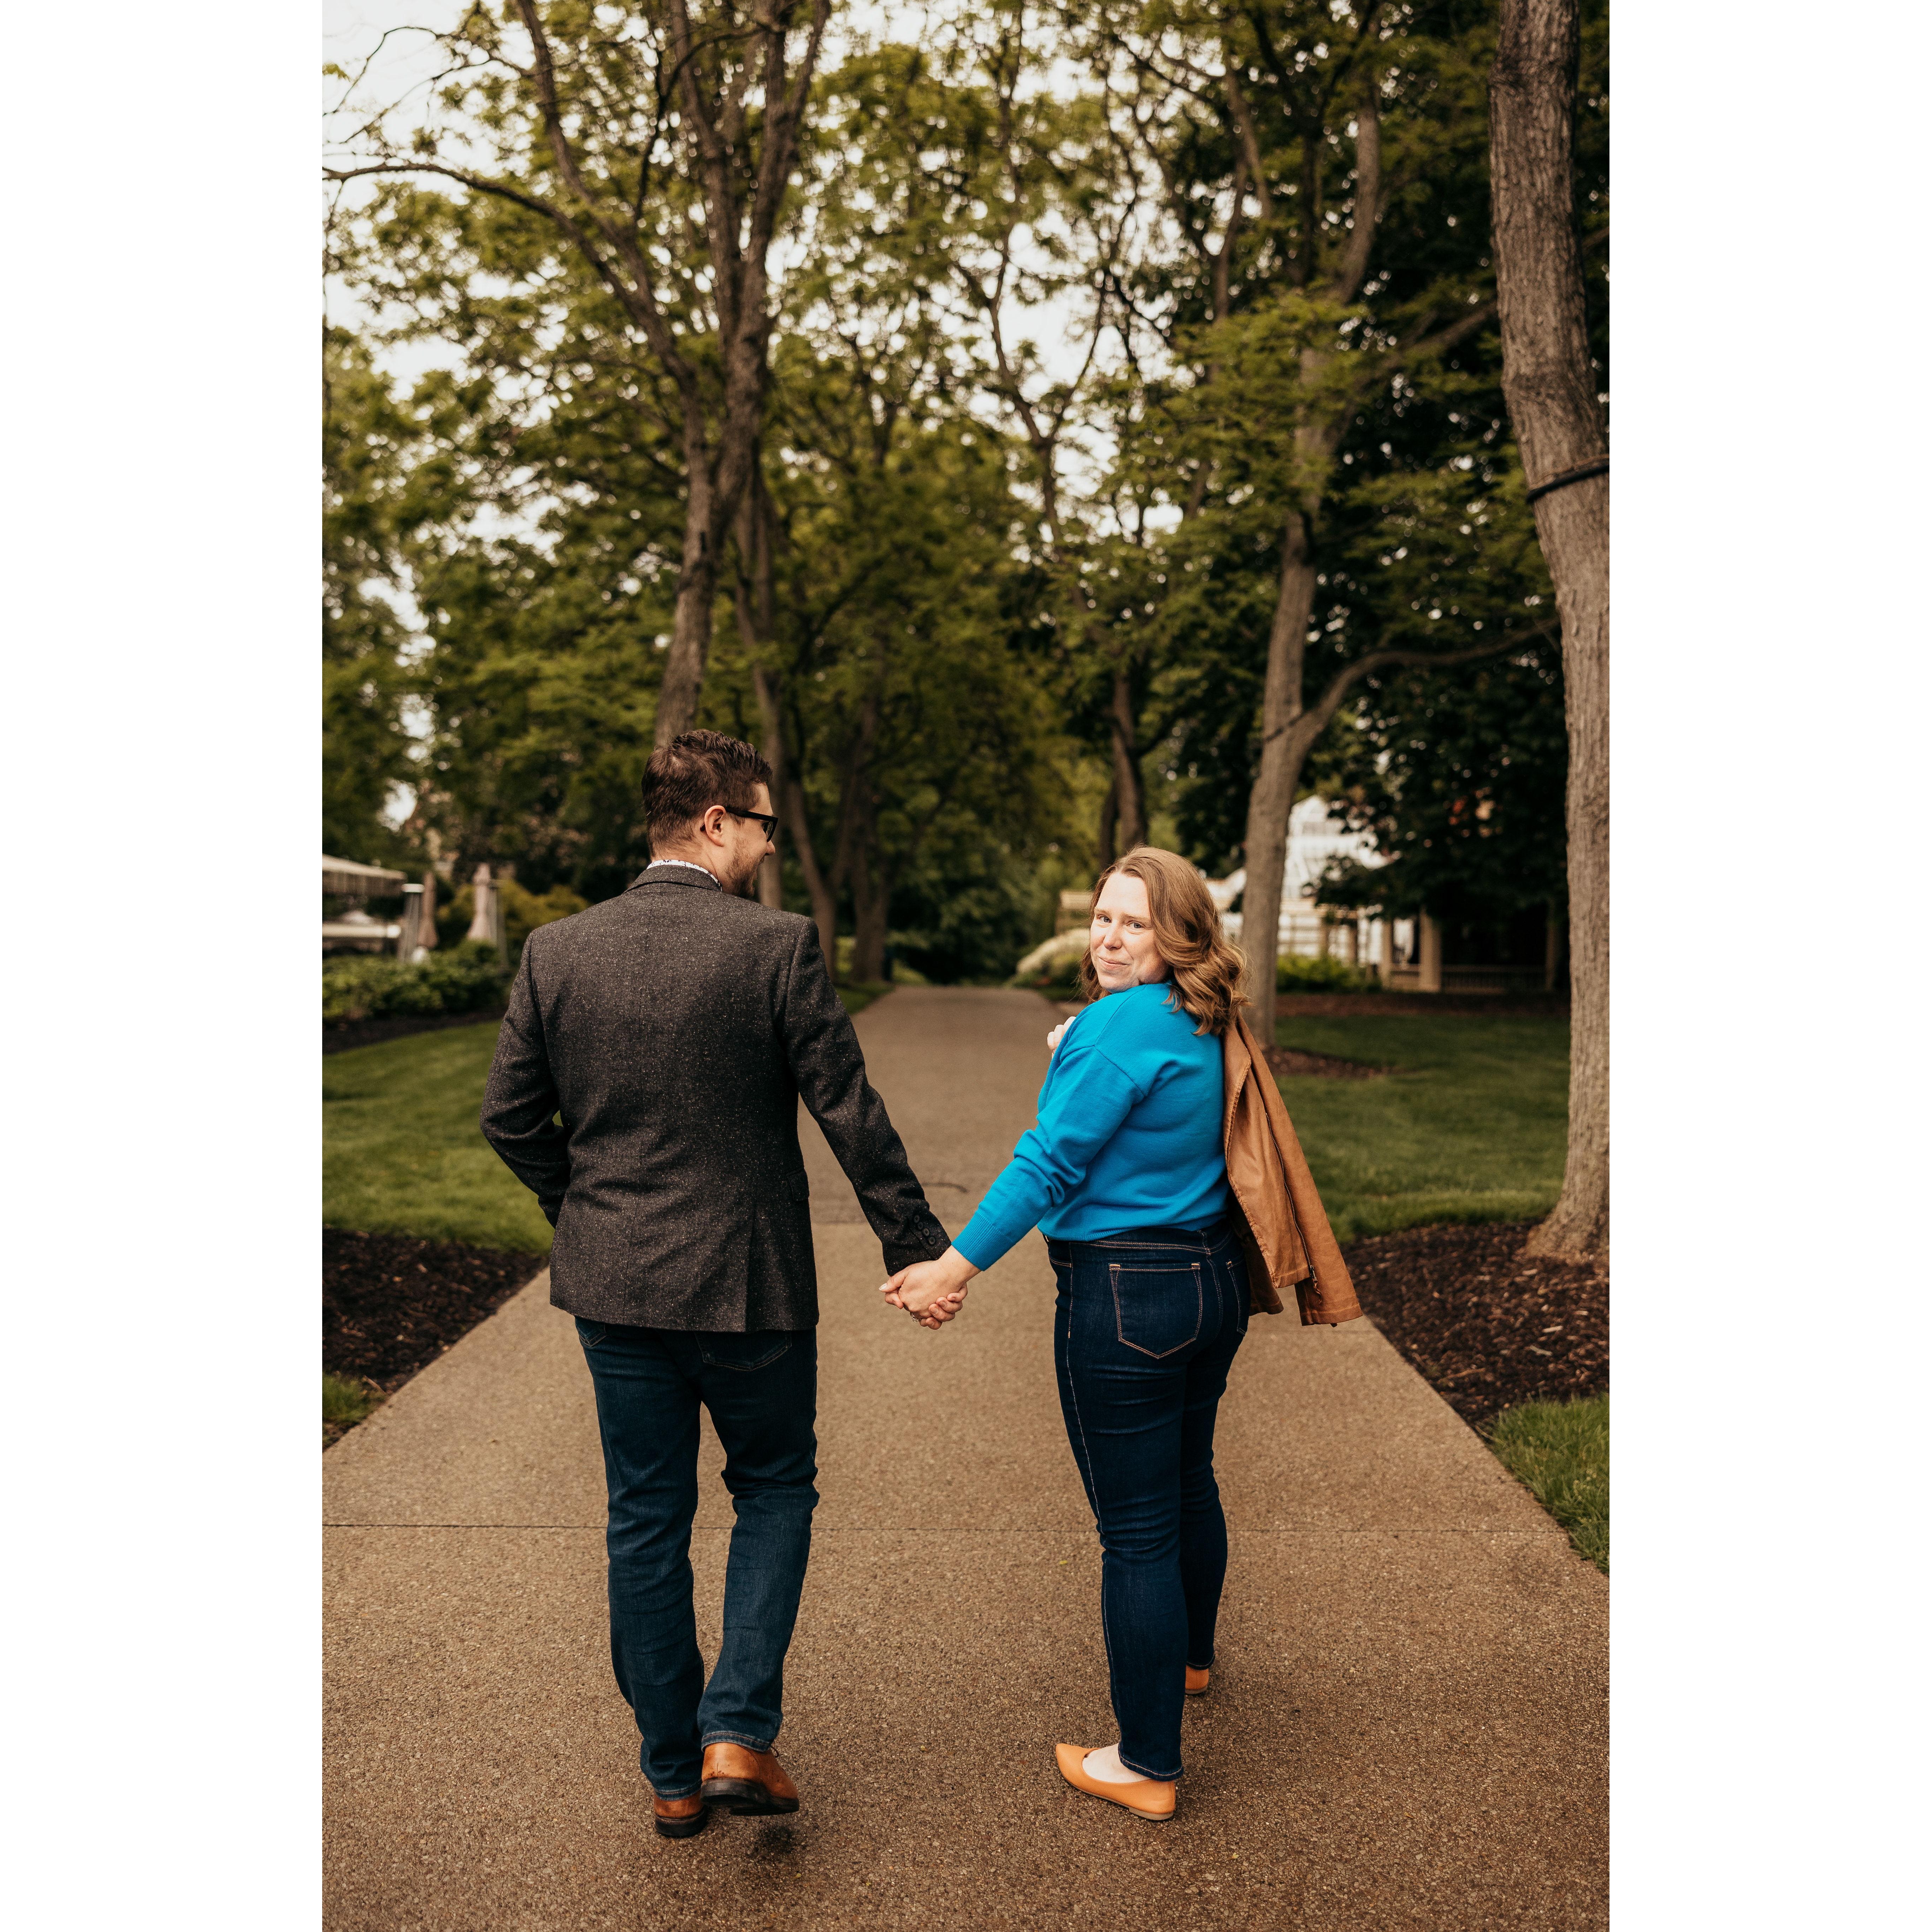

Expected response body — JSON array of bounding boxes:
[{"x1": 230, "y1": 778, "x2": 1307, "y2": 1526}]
[
  {"x1": 652, "y1": 1794, "x2": 708, "y2": 1841},
  {"x1": 1184, "y1": 1665, "x2": 1211, "y2": 1697},
  {"x1": 1054, "y1": 1743, "x2": 1176, "y2": 1822},
  {"x1": 700, "y1": 1741, "x2": 800, "y2": 1816}
]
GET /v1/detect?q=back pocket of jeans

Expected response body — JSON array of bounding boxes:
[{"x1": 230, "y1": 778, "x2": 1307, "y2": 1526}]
[
  {"x1": 1109, "y1": 1263, "x2": 1203, "y2": 1359},
  {"x1": 698, "y1": 1333, "x2": 792, "y2": 1373}
]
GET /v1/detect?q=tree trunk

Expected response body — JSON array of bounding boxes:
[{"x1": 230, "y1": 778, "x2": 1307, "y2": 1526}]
[
  {"x1": 1491, "y1": 0, "x2": 1609, "y2": 1265},
  {"x1": 1095, "y1": 772, "x2": 1118, "y2": 872},
  {"x1": 657, "y1": 400, "x2": 724, "y2": 745},
  {"x1": 732, "y1": 472, "x2": 786, "y2": 908},
  {"x1": 840, "y1": 744, "x2": 891, "y2": 982},
  {"x1": 828, "y1": 689, "x2": 883, "y2": 982},
  {"x1": 1109, "y1": 664, "x2": 1146, "y2": 851},
  {"x1": 747, "y1": 670, "x2": 837, "y2": 959},
  {"x1": 1238, "y1": 502, "x2": 1322, "y2": 1041},
  {"x1": 850, "y1": 832, "x2": 891, "y2": 983},
  {"x1": 786, "y1": 776, "x2": 837, "y2": 959}
]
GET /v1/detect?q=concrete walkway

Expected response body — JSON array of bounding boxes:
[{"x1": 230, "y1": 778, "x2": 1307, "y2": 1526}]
[{"x1": 325, "y1": 987, "x2": 1606, "y2": 1929}]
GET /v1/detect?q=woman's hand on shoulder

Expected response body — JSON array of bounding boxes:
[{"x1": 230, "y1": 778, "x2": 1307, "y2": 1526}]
[{"x1": 1046, "y1": 1019, "x2": 1069, "y2": 1055}]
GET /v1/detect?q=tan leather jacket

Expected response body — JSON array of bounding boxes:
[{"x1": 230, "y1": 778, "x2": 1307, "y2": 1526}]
[{"x1": 1222, "y1": 1016, "x2": 1362, "y2": 1325}]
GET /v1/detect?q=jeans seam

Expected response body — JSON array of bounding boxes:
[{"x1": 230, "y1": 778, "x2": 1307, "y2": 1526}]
[
  {"x1": 651, "y1": 1782, "x2": 702, "y2": 1800},
  {"x1": 1062, "y1": 1297, "x2": 1100, "y2": 1517},
  {"x1": 1068, "y1": 1292, "x2": 1141, "y2": 1779}
]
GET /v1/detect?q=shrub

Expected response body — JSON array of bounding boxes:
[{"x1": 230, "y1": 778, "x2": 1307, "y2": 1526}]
[
  {"x1": 323, "y1": 941, "x2": 510, "y2": 1023},
  {"x1": 436, "y1": 878, "x2": 588, "y2": 952},
  {"x1": 1009, "y1": 929, "x2": 1088, "y2": 996},
  {"x1": 1277, "y1": 952, "x2": 1376, "y2": 994}
]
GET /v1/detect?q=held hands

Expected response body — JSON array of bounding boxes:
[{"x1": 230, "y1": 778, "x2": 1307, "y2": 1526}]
[{"x1": 880, "y1": 1246, "x2": 980, "y2": 1330}]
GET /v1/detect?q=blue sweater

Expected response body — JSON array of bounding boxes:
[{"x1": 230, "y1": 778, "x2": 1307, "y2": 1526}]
[{"x1": 953, "y1": 981, "x2": 1229, "y2": 1271}]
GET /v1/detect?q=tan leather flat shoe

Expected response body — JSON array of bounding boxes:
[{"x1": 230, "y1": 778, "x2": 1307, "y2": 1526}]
[
  {"x1": 1184, "y1": 1666, "x2": 1211, "y2": 1697},
  {"x1": 652, "y1": 1793, "x2": 708, "y2": 1840},
  {"x1": 700, "y1": 1741, "x2": 800, "y2": 1815},
  {"x1": 1054, "y1": 1743, "x2": 1176, "y2": 1822}
]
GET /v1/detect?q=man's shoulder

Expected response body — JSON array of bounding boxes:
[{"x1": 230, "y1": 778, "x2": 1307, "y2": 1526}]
[
  {"x1": 713, "y1": 896, "x2": 817, "y2": 958},
  {"x1": 533, "y1": 887, "x2": 811, "y2": 951}
]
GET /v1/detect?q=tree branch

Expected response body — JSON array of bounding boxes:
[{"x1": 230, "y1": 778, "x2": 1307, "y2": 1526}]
[
  {"x1": 1222, "y1": 67, "x2": 1275, "y2": 221},
  {"x1": 507, "y1": 0, "x2": 693, "y2": 390},
  {"x1": 1270, "y1": 619, "x2": 1560, "y2": 750},
  {"x1": 1329, "y1": 65, "x2": 1382, "y2": 303}
]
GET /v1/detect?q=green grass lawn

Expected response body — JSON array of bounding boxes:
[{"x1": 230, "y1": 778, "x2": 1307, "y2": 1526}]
[
  {"x1": 325, "y1": 988, "x2": 894, "y2": 1251},
  {"x1": 326, "y1": 1000, "x2": 1562, "y2": 1259},
  {"x1": 1272, "y1": 1011, "x2": 1570, "y2": 1241},
  {"x1": 1486, "y1": 1393, "x2": 1608, "y2": 1572},
  {"x1": 325, "y1": 1023, "x2": 555, "y2": 1252}
]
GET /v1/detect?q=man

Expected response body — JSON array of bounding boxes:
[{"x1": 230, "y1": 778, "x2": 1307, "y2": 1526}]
[{"x1": 479, "y1": 729, "x2": 952, "y2": 1840}]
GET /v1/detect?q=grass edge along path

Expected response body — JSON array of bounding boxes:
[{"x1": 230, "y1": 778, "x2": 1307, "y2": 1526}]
[
  {"x1": 324, "y1": 1371, "x2": 380, "y2": 1448},
  {"x1": 1484, "y1": 1393, "x2": 1608, "y2": 1572}
]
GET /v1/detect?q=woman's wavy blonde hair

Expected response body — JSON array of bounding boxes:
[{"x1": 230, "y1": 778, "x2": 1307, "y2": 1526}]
[{"x1": 1077, "y1": 846, "x2": 1249, "y2": 1038}]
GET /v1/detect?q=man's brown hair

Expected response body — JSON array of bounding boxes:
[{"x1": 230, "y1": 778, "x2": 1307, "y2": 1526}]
[
  {"x1": 641, "y1": 730, "x2": 773, "y2": 855},
  {"x1": 1077, "y1": 846, "x2": 1250, "y2": 1037}
]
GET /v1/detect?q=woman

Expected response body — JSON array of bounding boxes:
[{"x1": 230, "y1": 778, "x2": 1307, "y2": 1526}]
[{"x1": 883, "y1": 847, "x2": 1261, "y2": 1823}]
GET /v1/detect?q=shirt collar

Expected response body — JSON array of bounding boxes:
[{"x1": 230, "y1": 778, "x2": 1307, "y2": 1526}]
[{"x1": 633, "y1": 858, "x2": 723, "y2": 892}]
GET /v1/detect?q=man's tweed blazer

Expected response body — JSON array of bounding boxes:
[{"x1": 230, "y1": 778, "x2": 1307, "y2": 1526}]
[{"x1": 479, "y1": 864, "x2": 949, "y2": 1331}]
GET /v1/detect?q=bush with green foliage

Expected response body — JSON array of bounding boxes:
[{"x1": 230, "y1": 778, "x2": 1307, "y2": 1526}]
[
  {"x1": 1276, "y1": 952, "x2": 1375, "y2": 994},
  {"x1": 323, "y1": 941, "x2": 510, "y2": 1023},
  {"x1": 435, "y1": 879, "x2": 588, "y2": 952}
]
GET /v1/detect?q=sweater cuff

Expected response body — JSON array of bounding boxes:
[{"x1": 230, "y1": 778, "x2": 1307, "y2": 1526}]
[{"x1": 953, "y1": 1212, "x2": 1026, "y2": 1275}]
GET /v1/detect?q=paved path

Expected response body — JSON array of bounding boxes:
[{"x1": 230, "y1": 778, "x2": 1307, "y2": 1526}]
[{"x1": 325, "y1": 987, "x2": 1606, "y2": 1928}]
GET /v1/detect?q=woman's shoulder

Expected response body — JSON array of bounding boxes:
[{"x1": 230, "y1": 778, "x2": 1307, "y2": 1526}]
[{"x1": 1081, "y1": 981, "x2": 1194, "y2": 1046}]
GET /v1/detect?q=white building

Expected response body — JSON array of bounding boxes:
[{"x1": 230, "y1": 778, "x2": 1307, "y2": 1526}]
[
  {"x1": 1210, "y1": 796, "x2": 1389, "y2": 967},
  {"x1": 1029, "y1": 797, "x2": 1543, "y2": 991}
]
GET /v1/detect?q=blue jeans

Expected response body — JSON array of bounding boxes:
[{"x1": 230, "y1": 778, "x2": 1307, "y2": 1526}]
[
  {"x1": 574, "y1": 1319, "x2": 819, "y2": 1797},
  {"x1": 1048, "y1": 1219, "x2": 1248, "y2": 1782}
]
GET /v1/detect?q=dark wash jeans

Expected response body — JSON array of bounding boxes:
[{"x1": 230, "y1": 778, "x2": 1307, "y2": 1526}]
[
  {"x1": 574, "y1": 1318, "x2": 819, "y2": 1797},
  {"x1": 1048, "y1": 1218, "x2": 1247, "y2": 1782}
]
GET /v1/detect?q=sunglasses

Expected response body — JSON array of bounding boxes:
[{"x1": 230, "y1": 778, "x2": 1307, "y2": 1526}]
[{"x1": 724, "y1": 807, "x2": 779, "y2": 840}]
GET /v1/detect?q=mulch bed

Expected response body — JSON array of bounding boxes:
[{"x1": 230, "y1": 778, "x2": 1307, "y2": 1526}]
[
  {"x1": 324, "y1": 1229, "x2": 548, "y2": 1395},
  {"x1": 1338, "y1": 1219, "x2": 1607, "y2": 1427},
  {"x1": 1264, "y1": 1043, "x2": 1388, "y2": 1080},
  {"x1": 324, "y1": 1008, "x2": 507, "y2": 1056}
]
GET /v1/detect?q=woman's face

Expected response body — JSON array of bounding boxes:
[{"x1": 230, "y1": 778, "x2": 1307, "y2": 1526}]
[{"x1": 1091, "y1": 872, "x2": 1169, "y2": 994}]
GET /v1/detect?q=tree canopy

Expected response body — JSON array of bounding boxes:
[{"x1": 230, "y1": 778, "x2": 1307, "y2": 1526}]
[{"x1": 323, "y1": 0, "x2": 1605, "y2": 983}]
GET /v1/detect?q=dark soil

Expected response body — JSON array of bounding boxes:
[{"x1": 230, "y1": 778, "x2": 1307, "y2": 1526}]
[
  {"x1": 323, "y1": 1229, "x2": 547, "y2": 1399},
  {"x1": 1264, "y1": 1043, "x2": 1389, "y2": 1080},
  {"x1": 1339, "y1": 1219, "x2": 1606, "y2": 1427},
  {"x1": 324, "y1": 1008, "x2": 507, "y2": 1055}
]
